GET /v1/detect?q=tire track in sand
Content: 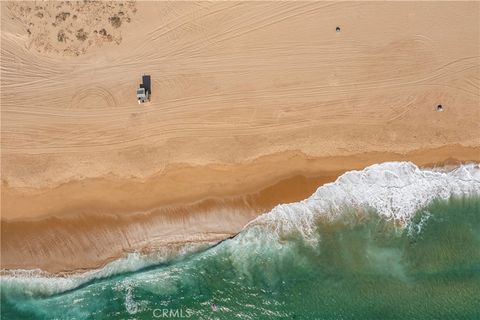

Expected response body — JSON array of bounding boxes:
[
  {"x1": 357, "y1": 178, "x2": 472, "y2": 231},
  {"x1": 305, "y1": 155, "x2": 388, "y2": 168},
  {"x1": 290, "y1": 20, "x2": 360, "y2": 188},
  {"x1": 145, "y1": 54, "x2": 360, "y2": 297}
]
[{"x1": 69, "y1": 86, "x2": 118, "y2": 110}]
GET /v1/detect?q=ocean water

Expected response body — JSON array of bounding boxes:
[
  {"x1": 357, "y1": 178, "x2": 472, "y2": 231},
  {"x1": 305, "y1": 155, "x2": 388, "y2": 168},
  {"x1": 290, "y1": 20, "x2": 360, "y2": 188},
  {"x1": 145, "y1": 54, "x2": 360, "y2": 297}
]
[{"x1": 2, "y1": 162, "x2": 480, "y2": 320}]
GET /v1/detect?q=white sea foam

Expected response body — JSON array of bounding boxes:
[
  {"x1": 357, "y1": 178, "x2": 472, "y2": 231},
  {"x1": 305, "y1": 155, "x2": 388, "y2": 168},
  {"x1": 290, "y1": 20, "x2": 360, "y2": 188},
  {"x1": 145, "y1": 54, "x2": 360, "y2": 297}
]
[
  {"x1": 248, "y1": 161, "x2": 480, "y2": 238},
  {"x1": 2, "y1": 162, "x2": 479, "y2": 295},
  {"x1": 0, "y1": 243, "x2": 208, "y2": 297},
  {"x1": 114, "y1": 278, "x2": 148, "y2": 315}
]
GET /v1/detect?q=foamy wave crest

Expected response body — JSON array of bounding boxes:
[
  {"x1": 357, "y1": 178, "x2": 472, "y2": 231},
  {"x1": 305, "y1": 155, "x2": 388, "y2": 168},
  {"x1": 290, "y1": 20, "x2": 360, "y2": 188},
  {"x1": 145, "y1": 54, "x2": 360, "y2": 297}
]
[
  {"x1": 248, "y1": 162, "x2": 480, "y2": 237},
  {"x1": 2, "y1": 162, "x2": 479, "y2": 295},
  {"x1": 0, "y1": 243, "x2": 209, "y2": 297}
]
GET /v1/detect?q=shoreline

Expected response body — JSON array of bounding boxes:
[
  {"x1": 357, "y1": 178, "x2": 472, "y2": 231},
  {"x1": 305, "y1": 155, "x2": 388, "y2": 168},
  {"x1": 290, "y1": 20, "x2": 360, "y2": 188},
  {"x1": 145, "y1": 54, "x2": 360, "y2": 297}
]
[{"x1": 2, "y1": 145, "x2": 479, "y2": 274}]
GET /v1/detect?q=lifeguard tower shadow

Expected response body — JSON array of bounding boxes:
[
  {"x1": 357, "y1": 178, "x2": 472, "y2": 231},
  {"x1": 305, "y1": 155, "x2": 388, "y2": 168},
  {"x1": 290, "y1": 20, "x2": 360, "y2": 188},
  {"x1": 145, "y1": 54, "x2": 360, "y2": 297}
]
[{"x1": 141, "y1": 75, "x2": 151, "y2": 95}]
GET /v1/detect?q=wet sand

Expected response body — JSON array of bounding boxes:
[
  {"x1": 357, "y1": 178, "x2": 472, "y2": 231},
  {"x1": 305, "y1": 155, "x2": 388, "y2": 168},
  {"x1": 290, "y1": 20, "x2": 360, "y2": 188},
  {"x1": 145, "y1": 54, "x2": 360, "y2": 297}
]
[{"x1": 2, "y1": 146, "x2": 479, "y2": 273}]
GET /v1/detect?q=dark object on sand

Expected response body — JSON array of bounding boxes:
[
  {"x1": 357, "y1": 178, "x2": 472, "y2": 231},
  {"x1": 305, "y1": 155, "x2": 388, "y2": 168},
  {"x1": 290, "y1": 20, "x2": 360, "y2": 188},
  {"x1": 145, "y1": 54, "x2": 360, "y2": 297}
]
[
  {"x1": 336, "y1": 26, "x2": 341, "y2": 32},
  {"x1": 437, "y1": 104, "x2": 443, "y2": 112},
  {"x1": 136, "y1": 74, "x2": 151, "y2": 104}
]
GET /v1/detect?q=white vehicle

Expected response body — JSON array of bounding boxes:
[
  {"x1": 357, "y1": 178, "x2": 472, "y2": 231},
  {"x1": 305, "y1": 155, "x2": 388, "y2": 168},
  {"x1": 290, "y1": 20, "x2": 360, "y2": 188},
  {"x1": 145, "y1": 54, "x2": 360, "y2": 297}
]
[{"x1": 136, "y1": 87, "x2": 149, "y2": 104}]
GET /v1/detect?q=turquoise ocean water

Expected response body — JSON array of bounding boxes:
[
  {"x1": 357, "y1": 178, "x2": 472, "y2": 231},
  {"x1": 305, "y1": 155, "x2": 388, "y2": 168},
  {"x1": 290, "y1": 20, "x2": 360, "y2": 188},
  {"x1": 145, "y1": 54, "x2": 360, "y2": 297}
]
[{"x1": 2, "y1": 162, "x2": 479, "y2": 319}]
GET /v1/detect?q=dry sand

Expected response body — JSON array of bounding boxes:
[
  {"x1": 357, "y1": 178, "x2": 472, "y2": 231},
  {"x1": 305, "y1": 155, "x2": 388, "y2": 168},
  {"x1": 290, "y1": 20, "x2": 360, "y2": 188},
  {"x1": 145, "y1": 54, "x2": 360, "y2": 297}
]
[{"x1": 1, "y1": 2, "x2": 479, "y2": 273}]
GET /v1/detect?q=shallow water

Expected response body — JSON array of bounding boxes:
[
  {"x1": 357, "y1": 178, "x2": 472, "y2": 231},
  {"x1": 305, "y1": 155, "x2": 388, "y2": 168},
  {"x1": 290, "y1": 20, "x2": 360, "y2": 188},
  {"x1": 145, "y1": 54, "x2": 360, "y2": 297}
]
[{"x1": 2, "y1": 163, "x2": 480, "y2": 319}]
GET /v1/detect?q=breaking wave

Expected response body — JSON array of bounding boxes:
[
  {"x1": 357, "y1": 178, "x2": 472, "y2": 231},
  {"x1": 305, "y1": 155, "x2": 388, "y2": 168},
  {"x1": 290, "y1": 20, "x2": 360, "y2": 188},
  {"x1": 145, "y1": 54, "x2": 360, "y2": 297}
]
[
  {"x1": 0, "y1": 243, "x2": 209, "y2": 297},
  {"x1": 2, "y1": 161, "x2": 479, "y2": 298},
  {"x1": 250, "y1": 161, "x2": 480, "y2": 237}
]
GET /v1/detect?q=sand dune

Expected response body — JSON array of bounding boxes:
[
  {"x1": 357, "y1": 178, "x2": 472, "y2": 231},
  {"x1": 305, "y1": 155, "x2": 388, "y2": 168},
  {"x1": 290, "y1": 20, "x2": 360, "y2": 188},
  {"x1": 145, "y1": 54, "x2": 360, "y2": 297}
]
[{"x1": 1, "y1": 2, "x2": 479, "y2": 272}]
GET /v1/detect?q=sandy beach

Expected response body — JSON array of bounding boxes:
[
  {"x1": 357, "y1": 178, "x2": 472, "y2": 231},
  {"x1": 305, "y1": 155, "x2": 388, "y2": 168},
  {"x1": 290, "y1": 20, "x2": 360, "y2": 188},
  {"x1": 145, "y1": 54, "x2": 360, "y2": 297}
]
[{"x1": 1, "y1": 1, "x2": 479, "y2": 273}]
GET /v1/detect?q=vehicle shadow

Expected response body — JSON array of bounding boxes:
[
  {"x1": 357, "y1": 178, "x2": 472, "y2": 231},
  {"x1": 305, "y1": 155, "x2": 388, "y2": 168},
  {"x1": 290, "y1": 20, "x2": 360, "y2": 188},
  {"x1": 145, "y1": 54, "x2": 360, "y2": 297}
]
[{"x1": 142, "y1": 75, "x2": 151, "y2": 94}]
